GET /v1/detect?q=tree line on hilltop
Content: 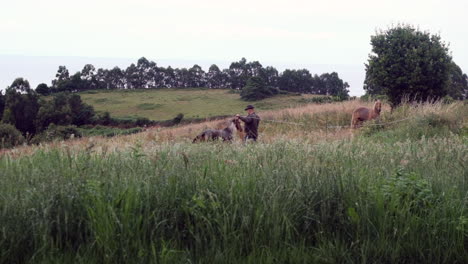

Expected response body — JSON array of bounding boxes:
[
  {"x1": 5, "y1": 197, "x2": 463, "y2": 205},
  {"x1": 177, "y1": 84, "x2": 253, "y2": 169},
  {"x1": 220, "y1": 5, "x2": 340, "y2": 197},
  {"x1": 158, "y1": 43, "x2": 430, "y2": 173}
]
[{"x1": 33, "y1": 57, "x2": 351, "y2": 99}]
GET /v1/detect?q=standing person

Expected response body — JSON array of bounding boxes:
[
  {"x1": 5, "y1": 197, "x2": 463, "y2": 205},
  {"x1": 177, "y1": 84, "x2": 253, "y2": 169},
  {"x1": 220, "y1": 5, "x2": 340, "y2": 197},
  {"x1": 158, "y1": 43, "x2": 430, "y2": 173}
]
[{"x1": 236, "y1": 105, "x2": 260, "y2": 142}]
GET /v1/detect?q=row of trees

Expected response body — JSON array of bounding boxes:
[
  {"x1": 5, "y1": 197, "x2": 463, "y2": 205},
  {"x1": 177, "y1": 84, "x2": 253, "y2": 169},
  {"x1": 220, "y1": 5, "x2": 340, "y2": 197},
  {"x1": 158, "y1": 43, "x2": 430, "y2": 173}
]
[{"x1": 34, "y1": 58, "x2": 350, "y2": 98}]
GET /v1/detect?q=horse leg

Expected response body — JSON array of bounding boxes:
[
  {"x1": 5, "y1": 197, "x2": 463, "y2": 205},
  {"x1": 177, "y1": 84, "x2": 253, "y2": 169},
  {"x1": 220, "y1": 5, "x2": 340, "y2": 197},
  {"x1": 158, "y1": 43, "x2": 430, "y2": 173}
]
[{"x1": 351, "y1": 113, "x2": 358, "y2": 129}]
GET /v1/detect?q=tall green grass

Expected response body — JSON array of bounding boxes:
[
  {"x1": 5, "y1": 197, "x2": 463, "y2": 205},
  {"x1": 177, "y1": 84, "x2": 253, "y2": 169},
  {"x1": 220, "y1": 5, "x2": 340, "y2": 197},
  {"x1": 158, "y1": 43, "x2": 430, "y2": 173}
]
[
  {"x1": 1, "y1": 133, "x2": 467, "y2": 263},
  {"x1": 1, "y1": 101, "x2": 467, "y2": 263}
]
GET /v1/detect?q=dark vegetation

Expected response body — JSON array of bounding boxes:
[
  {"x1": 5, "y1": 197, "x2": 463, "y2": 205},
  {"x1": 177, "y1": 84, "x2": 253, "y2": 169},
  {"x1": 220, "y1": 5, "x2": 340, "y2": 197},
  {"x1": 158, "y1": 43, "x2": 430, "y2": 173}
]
[
  {"x1": 240, "y1": 77, "x2": 281, "y2": 101},
  {"x1": 0, "y1": 80, "x2": 188, "y2": 148}
]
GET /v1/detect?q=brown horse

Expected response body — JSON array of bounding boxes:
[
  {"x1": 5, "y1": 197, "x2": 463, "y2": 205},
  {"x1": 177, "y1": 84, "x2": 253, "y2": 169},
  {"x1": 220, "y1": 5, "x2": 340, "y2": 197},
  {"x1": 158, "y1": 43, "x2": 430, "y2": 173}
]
[
  {"x1": 351, "y1": 100, "x2": 382, "y2": 129},
  {"x1": 193, "y1": 118, "x2": 243, "y2": 143}
]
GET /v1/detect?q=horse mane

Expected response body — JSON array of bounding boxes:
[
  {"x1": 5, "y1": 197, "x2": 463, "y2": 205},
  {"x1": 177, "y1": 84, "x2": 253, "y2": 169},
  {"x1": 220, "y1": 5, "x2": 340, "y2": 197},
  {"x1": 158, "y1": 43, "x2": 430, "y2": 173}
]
[
  {"x1": 232, "y1": 118, "x2": 245, "y2": 140},
  {"x1": 373, "y1": 100, "x2": 382, "y2": 116}
]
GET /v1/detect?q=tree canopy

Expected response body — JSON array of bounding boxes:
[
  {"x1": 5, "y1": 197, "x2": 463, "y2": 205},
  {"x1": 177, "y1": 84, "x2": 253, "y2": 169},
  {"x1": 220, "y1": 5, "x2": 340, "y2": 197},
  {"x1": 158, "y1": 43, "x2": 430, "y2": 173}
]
[
  {"x1": 364, "y1": 25, "x2": 456, "y2": 107},
  {"x1": 240, "y1": 77, "x2": 279, "y2": 101}
]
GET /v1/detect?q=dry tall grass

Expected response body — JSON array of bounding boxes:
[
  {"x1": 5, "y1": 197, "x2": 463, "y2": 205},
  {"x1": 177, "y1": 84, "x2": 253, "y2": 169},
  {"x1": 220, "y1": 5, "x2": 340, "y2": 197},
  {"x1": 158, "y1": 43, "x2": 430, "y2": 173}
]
[{"x1": 2, "y1": 100, "x2": 465, "y2": 159}]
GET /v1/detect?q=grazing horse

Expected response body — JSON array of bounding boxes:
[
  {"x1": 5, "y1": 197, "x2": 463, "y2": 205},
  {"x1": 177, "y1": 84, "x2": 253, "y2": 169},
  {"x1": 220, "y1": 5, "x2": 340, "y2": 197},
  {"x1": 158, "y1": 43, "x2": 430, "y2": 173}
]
[
  {"x1": 193, "y1": 118, "x2": 243, "y2": 143},
  {"x1": 351, "y1": 100, "x2": 382, "y2": 129}
]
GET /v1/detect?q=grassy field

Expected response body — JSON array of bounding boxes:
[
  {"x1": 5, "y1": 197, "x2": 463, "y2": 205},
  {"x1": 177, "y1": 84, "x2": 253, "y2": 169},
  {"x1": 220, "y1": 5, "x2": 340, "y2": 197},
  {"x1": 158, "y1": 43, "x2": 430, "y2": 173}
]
[
  {"x1": 0, "y1": 100, "x2": 467, "y2": 263},
  {"x1": 79, "y1": 88, "x2": 319, "y2": 121}
]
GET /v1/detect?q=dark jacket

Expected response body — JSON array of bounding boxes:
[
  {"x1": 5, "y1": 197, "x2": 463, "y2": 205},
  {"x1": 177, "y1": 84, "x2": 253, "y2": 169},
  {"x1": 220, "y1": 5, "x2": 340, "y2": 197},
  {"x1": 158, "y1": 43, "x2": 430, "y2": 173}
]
[{"x1": 239, "y1": 112, "x2": 260, "y2": 139}]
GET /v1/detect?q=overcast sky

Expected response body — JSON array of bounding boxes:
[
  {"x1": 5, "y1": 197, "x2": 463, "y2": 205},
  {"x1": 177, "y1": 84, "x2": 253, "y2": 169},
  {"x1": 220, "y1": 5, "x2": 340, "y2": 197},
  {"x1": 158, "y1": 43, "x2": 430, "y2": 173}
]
[{"x1": 1, "y1": 0, "x2": 467, "y2": 95}]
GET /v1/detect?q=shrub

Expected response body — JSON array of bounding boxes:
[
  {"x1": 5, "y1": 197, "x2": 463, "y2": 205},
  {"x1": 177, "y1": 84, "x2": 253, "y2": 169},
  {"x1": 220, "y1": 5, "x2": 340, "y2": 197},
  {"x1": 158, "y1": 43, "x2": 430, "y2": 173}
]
[
  {"x1": 378, "y1": 169, "x2": 437, "y2": 215},
  {"x1": 172, "y1": 113, "x2": 184, "y2": 125},
  {"x1": 0, "y1": 123, "x2": 25, "y2": 149},
  {"x1": 135, "y1": 117, "x2": 151, "y2": 127},
  {"x1": 31, "y1": 124, "x2": 81, "y2": 144},
  {"x1": 96, "y1": 112, "x2": 112, "y2": 126}
]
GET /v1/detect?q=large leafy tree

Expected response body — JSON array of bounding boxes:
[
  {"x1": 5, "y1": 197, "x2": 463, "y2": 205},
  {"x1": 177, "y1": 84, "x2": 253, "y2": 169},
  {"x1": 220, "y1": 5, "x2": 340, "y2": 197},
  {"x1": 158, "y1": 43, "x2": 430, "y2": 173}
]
[
  {"x1": 277, "y1": 69, "x2": 314, "y2": 93},
  {"x1": 125, "y1": 63, "x2": 141, "y2": 89},
  {"x1": 206, "y1": 64, "x2": 223, "y2": 88},
  {"x1": 95, "y1": 68, "x2": 111, "y2": 89},
  {"x1": 317, "y1": 72, "x2": 350, "y2": 99},
  {"x1": 364, "y1": 25, "x2": 452, "y2": 107},
  {"x1": 0, "y1": 91, "x2": 4, "y2": 121},
  {"x1": 188, "y1": 64, "x2": 206, "y2": 87},
  {"x1": 36, "y1": 93, "x2": 95, "y2": 130},
  {"x1": 228, "y1": 58, "x2": 248, "y2": 89},
  {"x1": 162, "y1": 66, "x2": 176, "y2": 88},
  {"x1": 262, "y1": 66, "x2": 279, "y2": 88},
  {"x1": 51, "y1": 66, "x2": 70, "y2": 90},
  {"x1": 108, "y1": 66, "x2": 125, "y2": 89},
  {"x1": 175, "y1": 68, "x2": 190, "y2": 88},
  {"x1": 68, "y1": 94, "x2": 95, "y2": 126},
  {"x1": 35, "y1": 93, "x2": 73, "y2": 130},
  {"x1": 446, "y1": 62, "x2": 468, "y2": 99},
  {"x1": 81, "y1": 64, "x2": 98, "y2": 89},
  {"x1": 2, "y1": 78, "x2": 40, "y2": 135}
]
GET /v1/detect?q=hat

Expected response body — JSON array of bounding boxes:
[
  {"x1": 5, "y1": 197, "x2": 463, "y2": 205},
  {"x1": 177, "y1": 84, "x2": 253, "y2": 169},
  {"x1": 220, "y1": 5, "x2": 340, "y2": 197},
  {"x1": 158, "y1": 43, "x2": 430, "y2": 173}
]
[{"x1": 244, "y1": 105, "x2": 255, "y2": 111}]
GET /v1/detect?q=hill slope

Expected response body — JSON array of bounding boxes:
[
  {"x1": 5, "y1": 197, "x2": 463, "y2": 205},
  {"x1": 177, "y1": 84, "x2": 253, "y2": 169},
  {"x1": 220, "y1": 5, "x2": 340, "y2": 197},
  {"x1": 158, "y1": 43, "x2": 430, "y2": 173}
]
[{"x1": 79, "y1": 88, "x2": 319, "y2": 121}]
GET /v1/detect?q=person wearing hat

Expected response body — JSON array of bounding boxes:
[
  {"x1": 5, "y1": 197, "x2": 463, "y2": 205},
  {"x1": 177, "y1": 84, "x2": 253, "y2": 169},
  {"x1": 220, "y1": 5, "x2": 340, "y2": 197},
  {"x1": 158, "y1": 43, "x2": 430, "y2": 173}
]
[{"x1": 236, "y1": 105, "x2": 260, "y2": 142}]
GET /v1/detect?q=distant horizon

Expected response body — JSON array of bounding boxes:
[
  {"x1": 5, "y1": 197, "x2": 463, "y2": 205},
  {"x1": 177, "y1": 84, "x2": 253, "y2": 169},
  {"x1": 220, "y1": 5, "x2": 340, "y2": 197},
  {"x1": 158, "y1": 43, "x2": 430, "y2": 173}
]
[{"x1": 0, "y1": 54, "x2": 366, "y2": 96}]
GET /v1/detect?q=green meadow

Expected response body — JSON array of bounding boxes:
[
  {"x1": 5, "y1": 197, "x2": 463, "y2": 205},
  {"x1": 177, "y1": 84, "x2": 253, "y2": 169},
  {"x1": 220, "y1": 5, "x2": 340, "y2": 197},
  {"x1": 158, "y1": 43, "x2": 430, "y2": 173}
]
[{"x1": 79, "y1": 89, "x2": 318, "y2": 121}]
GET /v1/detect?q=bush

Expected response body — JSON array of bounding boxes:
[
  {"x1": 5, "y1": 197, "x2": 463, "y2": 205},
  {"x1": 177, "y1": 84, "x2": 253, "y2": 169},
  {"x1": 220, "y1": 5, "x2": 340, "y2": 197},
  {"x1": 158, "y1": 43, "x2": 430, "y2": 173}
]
[
  {"x1": 135, "y1": 117, "x2": 151, "y2": 127},
  {"x1": 0, "y1": 123, "x2": 25, "y2": 149},
  {"x1": 172, "y1": 113, "x2": 184, "y2": 125},
  {"x1": 31, "y1": 124, "x2": 81, "y2": 144},
  {"x1": 96, "y1": 112, "x2": 112, "y2": 126}
]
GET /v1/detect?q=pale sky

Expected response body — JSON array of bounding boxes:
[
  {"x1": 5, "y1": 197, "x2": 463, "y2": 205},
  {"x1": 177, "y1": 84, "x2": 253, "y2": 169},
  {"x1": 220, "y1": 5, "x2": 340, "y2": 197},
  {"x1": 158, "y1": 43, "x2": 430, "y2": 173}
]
[{"x1": 1, "y1": 0, "x2": 467, "y2": 95}]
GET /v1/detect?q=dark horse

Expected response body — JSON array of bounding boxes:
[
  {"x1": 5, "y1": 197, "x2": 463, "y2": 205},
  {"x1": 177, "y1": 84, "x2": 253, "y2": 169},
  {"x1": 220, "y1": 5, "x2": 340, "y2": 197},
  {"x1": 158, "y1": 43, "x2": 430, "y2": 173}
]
[{"x1": 193, "y1": 118, "x2": 243, "y2": 143}]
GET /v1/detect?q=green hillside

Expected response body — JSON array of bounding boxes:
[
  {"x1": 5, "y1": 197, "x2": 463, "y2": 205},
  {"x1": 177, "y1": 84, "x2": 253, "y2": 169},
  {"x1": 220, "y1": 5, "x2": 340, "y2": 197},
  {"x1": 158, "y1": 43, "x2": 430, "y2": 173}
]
[{"x1": 79, "y1": 88, "x2": 318, "y2": 121}]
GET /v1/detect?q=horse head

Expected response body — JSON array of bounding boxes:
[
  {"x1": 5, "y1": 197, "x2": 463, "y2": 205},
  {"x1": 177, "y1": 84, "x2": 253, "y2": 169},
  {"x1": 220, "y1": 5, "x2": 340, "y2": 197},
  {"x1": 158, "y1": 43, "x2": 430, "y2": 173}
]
[
  {"x1": 233, "y1": 118, "x2": 243, "y2": 132},
  {"x1": 374, "y1": 100, "x2": 382, "y2": 115}
]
